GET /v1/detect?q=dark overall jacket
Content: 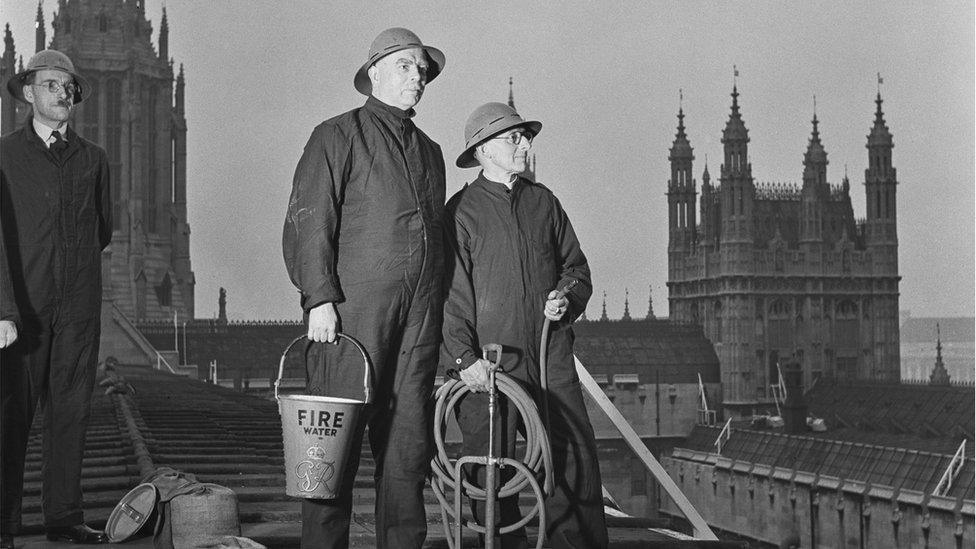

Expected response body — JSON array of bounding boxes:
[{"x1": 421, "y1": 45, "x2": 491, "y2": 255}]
[
  {"x1": 1, "y1": 119, "x2": 111, "y2": 531},
  {"x1": 282, "y1": 96, "x2": 445, "y2": 549},
  {"x1": 441, "y1": 173, "x2": 608, "y2": 549}
]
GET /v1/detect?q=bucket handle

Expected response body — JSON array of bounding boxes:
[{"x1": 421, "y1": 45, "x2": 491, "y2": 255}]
[{"x1": 275, "y1": 333, "x2": 372, "y2": 404}]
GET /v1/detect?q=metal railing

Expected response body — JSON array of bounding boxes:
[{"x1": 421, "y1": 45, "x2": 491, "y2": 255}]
[
  {"x1": 933, "y1": 439, "x2": 967, "y2": 497},
  {"x1": 714, "y1": 417, "x2": 733, "y2": 455},
  {"x1": 575, "y1": 356, "x2": 718, "y2": 540},
  {"x1": 697, "y1": 373, "x2": 717, "y2": 426}
]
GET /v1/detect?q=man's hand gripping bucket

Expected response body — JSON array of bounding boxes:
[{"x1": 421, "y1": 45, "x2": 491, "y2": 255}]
[{"x1": 275, "y1": 334, "x2": 371, "y2": 499}]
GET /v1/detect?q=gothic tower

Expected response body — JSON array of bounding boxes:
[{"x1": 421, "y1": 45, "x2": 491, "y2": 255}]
[
  {"x1": 720, "y1": 85, "x2": 755, "y2": 250},
  {"x1": 862, "y1": 90, "x2": 900, "y2": 378},
  {"x1": 667, "y1": 82, "x2": 902, "y2": 415},
  {"x1": 2, "y1": 0, "x2": 195, "y2": 322}
]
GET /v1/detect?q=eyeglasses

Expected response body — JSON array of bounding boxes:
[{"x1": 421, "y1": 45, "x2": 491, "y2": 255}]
[
  {"x1": 492, "y1": 131, "x2": 533, "y2": 146},
  {"x1": 33, "y1": 79, "x2": 78, "y2": 98}
]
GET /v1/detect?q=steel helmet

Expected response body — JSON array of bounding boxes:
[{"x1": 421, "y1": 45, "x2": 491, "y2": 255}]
[
  {"x1": 456, "y1": 102, "x2": 542, "y2": 169},
  {"x1": 354, "y1": 27, "x2": 445, "y2": 95},
  {"x1": 5, "y1": 49, "x2": 91, "y2": 104}
]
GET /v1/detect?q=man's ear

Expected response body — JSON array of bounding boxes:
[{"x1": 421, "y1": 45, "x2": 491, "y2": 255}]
[
  {"x1": 22, "y1": 84, "x2": 34, "y2": 104},
  {"x1": 367, "y1": 64, "x2": 379, "y2": 85}
]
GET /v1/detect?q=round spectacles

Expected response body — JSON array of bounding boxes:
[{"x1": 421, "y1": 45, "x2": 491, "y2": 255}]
[
  {"x1": 492, "y1": 131, "x2": 533, "y2": 146},
  {"x1": 33, "y1": 79, "x2": 78, "y2": 98}
]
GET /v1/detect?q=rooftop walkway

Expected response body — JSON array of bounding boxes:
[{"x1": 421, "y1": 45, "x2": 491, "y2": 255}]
[{"x1": 13, "y1": 364, "x2": 746, "y2": 548}]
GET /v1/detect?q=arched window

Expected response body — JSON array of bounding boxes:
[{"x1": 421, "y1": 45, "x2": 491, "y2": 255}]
[
  {"x1": 768, "y1": 299, "x2": 792, "y2": 349},
  {"x1": 833, "y1": 300, "x2": 859, "y2": 349}
]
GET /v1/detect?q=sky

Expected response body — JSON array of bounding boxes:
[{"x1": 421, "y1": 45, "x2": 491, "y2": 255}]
[{"x1": 5, "y1": 1, "x2": 974, "y2": 322}]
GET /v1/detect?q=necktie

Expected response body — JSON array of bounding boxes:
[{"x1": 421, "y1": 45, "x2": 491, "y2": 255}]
[{"x1": 50, "y1": 130, "x2": 68, "y2": 159}]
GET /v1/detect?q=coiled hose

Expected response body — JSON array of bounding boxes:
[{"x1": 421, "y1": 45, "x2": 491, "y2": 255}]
[
  {"x1": 431, "y1": 280, "x2": 575, "y2": 547},
  {"x1": 430, "y1": 373, "x2": 554, "y2": 549}
]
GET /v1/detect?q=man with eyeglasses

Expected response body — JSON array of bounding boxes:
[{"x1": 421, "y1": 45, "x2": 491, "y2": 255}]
[
  {"x1": 441, "y1": 102, "x2": 608, "y2": 548},
  {"x1": 0, "y1": 50, "x2": 112, "y2": 547},
  {"x1": 282, "y1": 28, "x2": 446, "y2": 548}
]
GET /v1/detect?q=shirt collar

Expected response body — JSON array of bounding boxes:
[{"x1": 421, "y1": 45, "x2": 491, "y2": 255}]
[
  {"x1": 32, "y1": 118, "x2": 69, "y2": 147},
  {"x1": 364, "y1": 95, "x2": 416, "y2": 121},
  {"x1": 473, "y1": 172, "x2": 524, "y2": 197}
]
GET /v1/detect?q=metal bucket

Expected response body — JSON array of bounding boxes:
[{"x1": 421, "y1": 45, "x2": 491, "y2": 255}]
[{"x1": 275, "y1": 333, "x2": 371, "y2": 499}]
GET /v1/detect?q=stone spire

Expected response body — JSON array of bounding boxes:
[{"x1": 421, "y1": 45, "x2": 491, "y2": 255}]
[
  {"x1": 622, "y1": 289, "x2": 631, "y2": 321},
  {"x1": 1, "y1": 24, "x2": 17, "y2": 136},
  {"x1": 35, "y1": 1, "x2": 46, "y2": 53},
  {"x1": 600, "y1": 291, "x2": 608, "y2": 322},
  {"x1": 803, "y1": 101, "x2": 828, "y2": 184},
  {"x1": 175, "y1": 63, "x2": 185, "y2": 114},
  {"x1": 159, "y1": 5, "x2": 169, "y2": 60},
  {"x1": 929, "y1": 323, "x2": 951, "y2": 385},
  {"x1": 864, "y1": 81, "x2": 898, "y2": 254},
  {"x1": 646, "y1": 285, "x2": 655, "y2": 319},
  {"x1": 507, "y1": 76, "x2": 515, "y2": 109}
]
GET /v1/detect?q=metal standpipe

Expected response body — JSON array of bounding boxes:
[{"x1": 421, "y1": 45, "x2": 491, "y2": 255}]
[{"x1": 432, "y1": 344, "x2": 551, "y2": 549}]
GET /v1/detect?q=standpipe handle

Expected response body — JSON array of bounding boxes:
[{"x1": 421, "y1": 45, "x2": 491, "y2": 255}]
[
  {"x1": 482, "y1": 343, "x2": 503, "y2": 370},
  {"x1": 275, "y1": 333, "x2": 373, "y2": 404}
]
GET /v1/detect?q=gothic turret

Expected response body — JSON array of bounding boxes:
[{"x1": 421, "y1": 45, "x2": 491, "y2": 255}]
[
  {"x1": 800, "y1": 109, "x2": 828, "y2": 244},
  {"x1": 929, "y1": 324, "x2": 951, "y2": 385},
  {"x1": 668, "y1": 97, "x2": 697, "y2": 262},
  {"x1": 158, "y1": 6, "x2": 168, "y2": 60},
  {"x1": 622, "y1": 289, "x2": 632, "y2": 321},
  {"x1": 34, "y1": 2, "x2": 46, "y2": 53},
  {"x1": 865, "y1": 92, "x2": 896, "y2": 218},
  {"x1": 719, "y1": 84, "x2": 754, "y2": 245},
  {"x1": 175, "y1": 63, "x2": 186, "y2": 114},
  {"x1": 1, "y1": 24, "x2": 18, "y2": 135},
  {"x1": 646, "y1": 286, "x2": 655, "y2": 319},
  {"x1": 864, "y1": 88, "x2": 898, "y2": 272},
  {"x1": 699, "y1": 160, "x2": 717, "y2": 247}
]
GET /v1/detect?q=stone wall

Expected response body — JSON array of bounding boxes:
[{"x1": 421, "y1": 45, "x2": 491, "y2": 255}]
[{"x1": 661, "y1": 453, "x2": 974, "y2": 548}]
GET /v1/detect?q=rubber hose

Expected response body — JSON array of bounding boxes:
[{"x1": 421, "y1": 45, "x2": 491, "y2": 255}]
[{"x1": 431, "y1": 374, "x2": 554, "y2": 544}]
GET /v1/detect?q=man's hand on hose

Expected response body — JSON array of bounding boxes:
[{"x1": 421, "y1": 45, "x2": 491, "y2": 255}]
[
  {"x1": 0, "y1": 320, "x2": 17, "y2": 348},
  {"x1": 308, "y1": 302, "x2": 339, "y2": 343},
  {"x1": 544, "y1": 290, "x2": 569, "y2": 321},
  {"x1": 459, "y1": 358, "x2": 492, "y2": 392}
]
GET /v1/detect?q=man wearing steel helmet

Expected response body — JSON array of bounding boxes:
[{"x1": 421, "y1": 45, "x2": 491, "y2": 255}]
[
  {"x1": 441, "y1": 103, "x2": 609, "y2": 548},
  {"x1": 282, "y1": 28, "x2": 446, "y2": 548},
  {"x1": 0, "y1": 50, "x2": 112, "y2": 547}
]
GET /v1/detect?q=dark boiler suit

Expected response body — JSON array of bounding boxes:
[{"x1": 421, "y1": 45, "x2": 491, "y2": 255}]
[
  {"x1": 441, "y1": 174, "x2": 608, "y2": 549},
  {"x1": 0, "y1": 120, "x2": 112, "y2": 533},
  {"x1": 282, "y1": 96, "x2": 445, "y2": 549}
]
